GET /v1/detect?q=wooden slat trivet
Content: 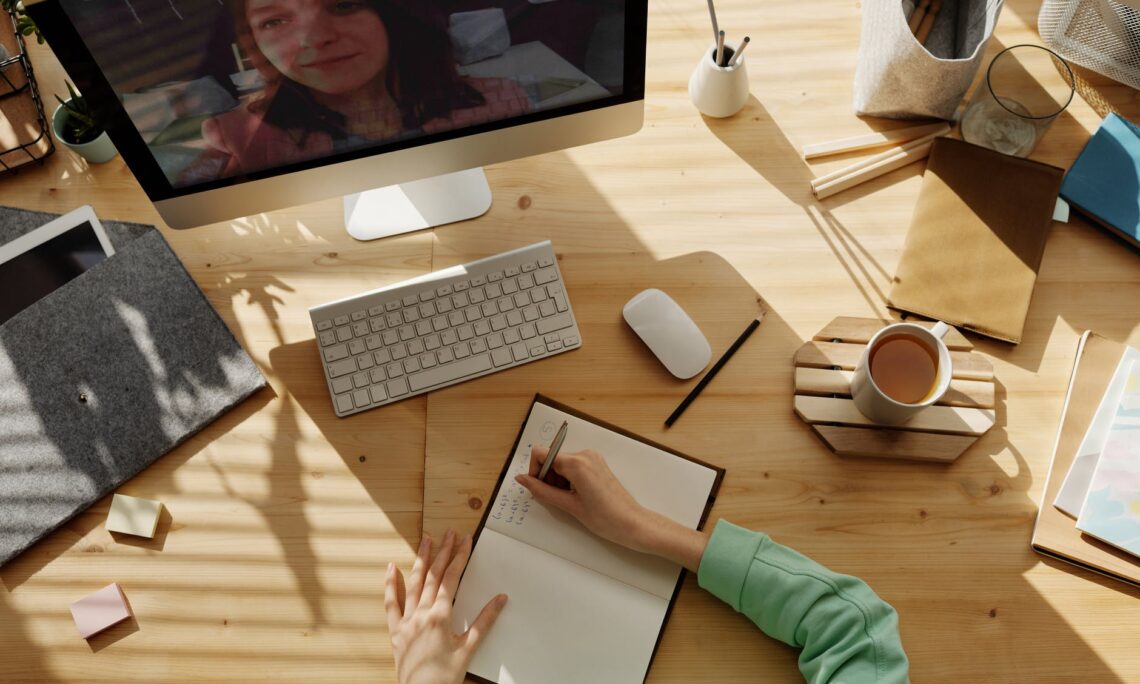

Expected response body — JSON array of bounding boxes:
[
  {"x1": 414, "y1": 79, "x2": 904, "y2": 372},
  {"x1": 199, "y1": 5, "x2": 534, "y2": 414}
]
[{"x1": 793, "y1": 317, "x2": 996, "y2": 462}]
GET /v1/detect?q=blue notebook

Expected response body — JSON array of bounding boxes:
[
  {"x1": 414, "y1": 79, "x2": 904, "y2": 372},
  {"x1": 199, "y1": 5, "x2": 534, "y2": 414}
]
[{"x1": 1060, "y1": 114, "x2": 1140, "y2": 250}]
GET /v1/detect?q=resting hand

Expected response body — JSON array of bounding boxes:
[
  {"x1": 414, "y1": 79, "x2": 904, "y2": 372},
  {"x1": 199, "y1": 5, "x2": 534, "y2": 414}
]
[{"x1": 385, "y1": 530, "x2": 508, "y2": 684}]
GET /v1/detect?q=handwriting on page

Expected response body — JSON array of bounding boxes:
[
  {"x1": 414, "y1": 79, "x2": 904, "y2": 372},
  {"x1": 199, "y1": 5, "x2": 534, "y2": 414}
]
[{"x1": 491, "y1": 444, "x2": 533, "y2": 526}]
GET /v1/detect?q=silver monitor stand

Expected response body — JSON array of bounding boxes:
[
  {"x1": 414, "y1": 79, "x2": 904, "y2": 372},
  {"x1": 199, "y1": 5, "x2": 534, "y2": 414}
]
[{"x1": 343, "y1": 167, "x2": 492, "y2": 241}]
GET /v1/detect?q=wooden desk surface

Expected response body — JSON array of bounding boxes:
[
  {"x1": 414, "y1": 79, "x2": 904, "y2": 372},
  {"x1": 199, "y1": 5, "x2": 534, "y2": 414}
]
[{"x1": 2, "y1": 0, "x2": 1139, "y2": 681}]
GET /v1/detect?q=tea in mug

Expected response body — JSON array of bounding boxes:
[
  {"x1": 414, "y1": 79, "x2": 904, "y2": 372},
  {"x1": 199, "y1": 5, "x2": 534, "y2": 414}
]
[{"x1": 868, "y1": 333, "x2": 938, "y2": 404}]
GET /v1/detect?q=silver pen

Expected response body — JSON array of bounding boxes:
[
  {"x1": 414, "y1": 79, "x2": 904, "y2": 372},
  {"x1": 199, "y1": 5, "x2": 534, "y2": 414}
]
[{"x1": 536, "y1": 421, "x2": 568, "y2": 482}]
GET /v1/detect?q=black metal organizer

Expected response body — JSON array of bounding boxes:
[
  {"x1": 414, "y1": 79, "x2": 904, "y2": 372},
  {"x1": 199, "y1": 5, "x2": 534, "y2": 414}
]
[{"x1": 0, "y1": 10, "x2": 54, "y2": 175}]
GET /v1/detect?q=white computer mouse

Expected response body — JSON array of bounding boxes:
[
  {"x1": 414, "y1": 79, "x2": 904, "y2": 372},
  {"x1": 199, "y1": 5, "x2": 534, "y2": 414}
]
[{"x1": 622, "y1": 289, "x2": 711, "y2": 379}]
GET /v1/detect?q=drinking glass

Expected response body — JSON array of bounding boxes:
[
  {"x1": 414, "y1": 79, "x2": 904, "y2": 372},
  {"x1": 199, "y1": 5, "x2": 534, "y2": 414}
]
[{"x1": 960, "y1": 44, "x2": 1075, "y2": 157}]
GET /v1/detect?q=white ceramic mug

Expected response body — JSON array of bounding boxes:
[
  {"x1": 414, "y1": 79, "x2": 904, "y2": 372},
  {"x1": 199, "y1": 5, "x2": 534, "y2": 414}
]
[
  {"x1": 850, "y1": 321, "x2": 953, "y2": 425},
  {"x1": 688, "y1": 42, "x2": 749, "y2": 118}
]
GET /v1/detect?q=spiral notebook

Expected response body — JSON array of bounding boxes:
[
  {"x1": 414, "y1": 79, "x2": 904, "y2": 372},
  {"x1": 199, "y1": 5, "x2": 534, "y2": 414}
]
[{"x1": 451, "y1": 395, "x2": 724, "y2": 684}]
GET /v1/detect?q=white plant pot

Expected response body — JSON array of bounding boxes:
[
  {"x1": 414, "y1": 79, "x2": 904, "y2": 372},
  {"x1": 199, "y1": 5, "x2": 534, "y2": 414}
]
[
  {"x1": 51, "y1": 102, "x2": 117, "y2": 164},
  {"x1": 689, "y1": 42, "x2": 750, "y2": 118}
]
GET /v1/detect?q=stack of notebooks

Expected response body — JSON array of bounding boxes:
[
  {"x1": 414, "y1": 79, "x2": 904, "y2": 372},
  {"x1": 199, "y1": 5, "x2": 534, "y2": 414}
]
[{"x1": 1032, "y1": 332, "x2": 1140, "y2": 586}]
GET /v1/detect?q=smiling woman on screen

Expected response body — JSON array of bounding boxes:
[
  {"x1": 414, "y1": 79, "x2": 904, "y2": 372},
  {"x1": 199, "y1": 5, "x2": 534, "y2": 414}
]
[{"x1": 189, "y1": 0, "x2": 531, "y2": 180}]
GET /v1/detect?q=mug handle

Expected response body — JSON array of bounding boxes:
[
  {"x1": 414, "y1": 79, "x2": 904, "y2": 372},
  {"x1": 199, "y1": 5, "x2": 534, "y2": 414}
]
[{"x1": 930, "y1": 321, "x2": 951, "y2": 339}]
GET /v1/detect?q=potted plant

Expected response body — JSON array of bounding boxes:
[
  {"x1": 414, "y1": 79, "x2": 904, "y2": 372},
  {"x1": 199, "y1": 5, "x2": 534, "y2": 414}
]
[{"x1": 51, "y1": 81, "x2": 116, "y2": 164}]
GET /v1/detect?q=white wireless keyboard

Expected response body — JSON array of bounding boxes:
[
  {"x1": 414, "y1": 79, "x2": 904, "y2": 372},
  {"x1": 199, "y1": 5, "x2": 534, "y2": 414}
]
[{"x1": 309, "y1": 241, "x2": 581, "y2": 417}]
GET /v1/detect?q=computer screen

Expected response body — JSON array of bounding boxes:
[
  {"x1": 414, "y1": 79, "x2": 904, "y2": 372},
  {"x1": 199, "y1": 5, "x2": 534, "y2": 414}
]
[{"x1": 30, "y1": 0, "x2": 645, "y2": 226}]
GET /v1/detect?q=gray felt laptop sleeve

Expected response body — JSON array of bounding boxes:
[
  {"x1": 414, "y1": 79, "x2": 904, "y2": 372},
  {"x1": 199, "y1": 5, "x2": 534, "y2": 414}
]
[{"x1": 0, "y1": 207, "x2": 266, "y2": 567}]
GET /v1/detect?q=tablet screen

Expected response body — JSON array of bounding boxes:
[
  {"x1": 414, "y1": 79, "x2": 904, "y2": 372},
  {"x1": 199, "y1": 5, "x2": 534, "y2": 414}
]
[{"x1": 0, "y1": 221, "x2": 110, "y2": 324}]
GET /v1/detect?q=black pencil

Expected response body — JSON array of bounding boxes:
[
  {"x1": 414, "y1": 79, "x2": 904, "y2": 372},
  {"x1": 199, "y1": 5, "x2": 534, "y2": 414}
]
[{"x1": 664, "y1": 313, "x2": 764, "y2": 427}]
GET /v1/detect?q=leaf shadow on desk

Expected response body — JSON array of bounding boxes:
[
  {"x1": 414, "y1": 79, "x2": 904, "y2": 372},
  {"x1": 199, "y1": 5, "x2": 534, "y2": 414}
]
[{"x1": 704, "y1": 95, "x2": 907, "y2": 319}]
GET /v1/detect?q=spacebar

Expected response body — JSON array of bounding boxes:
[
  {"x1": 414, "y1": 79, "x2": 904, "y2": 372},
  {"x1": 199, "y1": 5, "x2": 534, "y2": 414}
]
[{"x1": 408, "y1": 354, "x2": 493, "y2": 392}]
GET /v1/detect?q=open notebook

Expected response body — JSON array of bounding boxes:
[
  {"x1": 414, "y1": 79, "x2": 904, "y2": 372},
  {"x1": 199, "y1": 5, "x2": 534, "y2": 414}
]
[{"x1": 451, "y1": 396, "x2": 724, "y2": 684}]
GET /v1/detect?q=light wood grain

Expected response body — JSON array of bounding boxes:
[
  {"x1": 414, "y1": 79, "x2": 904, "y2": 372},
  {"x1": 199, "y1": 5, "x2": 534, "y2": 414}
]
[
  {"x1": 813, "y1": 316, "x2": 974, "y2": 350},
  {"x1": 795, "y1": 395, "x2": 996, "y2": 436},
  {"x1": 2, "y1": 0, "x2": 1140, "y2": 682},
  {"x1": 812, "y1": 425, "x2": 977, "y2": 462},
  {"x1": 794, "y1": 340, "x2": 995, "y2": 380},
  {"x1": 795, "y1": 367, "x2": 995, "y2": 408}
]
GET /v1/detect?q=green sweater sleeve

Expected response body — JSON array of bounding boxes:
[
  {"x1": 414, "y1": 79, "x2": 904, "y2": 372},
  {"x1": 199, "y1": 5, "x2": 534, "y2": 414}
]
[{"x1": 697, "y1": 520, "x2": 909, "y2": 684}]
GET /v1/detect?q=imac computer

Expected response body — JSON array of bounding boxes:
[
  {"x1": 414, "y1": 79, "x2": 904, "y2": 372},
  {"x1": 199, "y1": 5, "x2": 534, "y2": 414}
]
[{"x1": 26, "y1": 0, "x2": 646, "y2": 239}]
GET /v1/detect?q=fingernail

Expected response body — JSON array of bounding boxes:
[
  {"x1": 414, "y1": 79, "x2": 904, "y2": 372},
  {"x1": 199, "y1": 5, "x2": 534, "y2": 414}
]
[
  {"x1": 496, "y1": 594, "x2": 508, "y2": 607},
  {"x1": 420, "y1": 535, "x2": 431, "y2": 549},
  {"x1": 387, "y1": 562, "x2": 393, "y2": 573},
  {"x1": 445, "y1": 529, "x2": 455, "y2": 543}
]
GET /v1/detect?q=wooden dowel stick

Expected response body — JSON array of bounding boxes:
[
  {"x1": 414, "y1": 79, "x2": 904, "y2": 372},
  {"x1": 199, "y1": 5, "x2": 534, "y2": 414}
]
[
  {"x1": 908, "y1": 0, "x2": 930, "y2": 33},
  {"x1": 810, "y1": 125, "x2": 949, "y2": 187},
  {"x1": 802, "y1": 121, "x2": 949, "y2": 160},
  {"x1": 811, "y1": 140, "x2": 935, "y2": 200},
  {"x1": 916, "y1": 0, "x2": 941, "y2": 44}
]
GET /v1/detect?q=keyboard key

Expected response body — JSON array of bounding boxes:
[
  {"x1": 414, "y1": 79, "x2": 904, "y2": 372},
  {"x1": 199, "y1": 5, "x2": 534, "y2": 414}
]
[
  {"x1": 452, "y1": 292, "x2": 469, "y2": 308},
  {"x1": 470, "y1": 289, "x2": 486, "y2": 304},
  {"x1": 522, "y1": 262, "x2": 537, "y2": 272},
  {"x1": 470, "y1": 338, "x2": 488, "y2": 354},
  {"x1": 531, "y1": 289, "x2": 548, "y2": 303},
  {"x1": 402, "y1": 295, "x2": 418, "y2": 307},
  {"x1": 454, "y1": 344, "x2": 471, "y2": 359},
  {"x1": 458, "y1": 325, "x2": 475, "y2": 341},
  {"x1": 502, "y1": 279, "x2": 518, "y2": 295},
  {"x1": 386, "y1": 301, "x2": 401, "y2": 312},
  {"x1": 366, "y1": 335, "x2": 383, "y2": 351},
  {"x1": 316, "y1": 320, "x2": 333, "y2": 331},
  {"x1": 403, "y1": 357, "x2": 421, "y2": 374},
  {"x1": 547, "y1": 339, "x2": 563, "y2": 351},
  {"x1": 518, "y1": 274, "x2": 535, "y2": 289},
  {"x1": 407, "y1": 353, "x2": 492, "y2": 391},
  {"x1": 546, "y1": 283, "x2": 562, "y2": 296},
  {"x1": 403, "y1": 308, "x2": 420, "y2": 323},
  {"x1": 492, "y1": 347, "x2": 512, "y2": 367},
  {"x1": 474, "y1": 320, "x2": 491, "y2": 336},
  {"x1": 437, "y1": 298, "x2": 453, "y2": 313},
  {"x1": 539, "y1": 300, "x2": 557, "y2": 317},
  {"x1": 507, "y1": 310, "x2": 524, "y2": 327},
  {"x1": 349, "y1": 339, "x2": 366, "y2": 355},
  {"x1": 324, "y1": 344, "x2": 349, "y2": 362},
  {"x1": 353, "y1": 322, "x2": 370, "y2": 337},
  {"x1": 420, "y1": 302, "x2": 436, "y2": 318},
  {"x1": 354, "y1": 389, "x2": 371, "y2": 408},
  {"x1": 481, "y1": 301, "x2": 498, "y2": 317},
  {"x1": 523, "y1": 306, "x2": 539, "y2": 322},
  {"x1": 453, "y1": 281, "x2": 469, "y2": 292},
  {"x1": 415, "y1": 321, "x2": 432, "y2": 336},
  {"x1": 319, "y1": 331, "x2": 337, "y2": 347},
  {"x1": 399, "y1": 326, "x2": 415, "y2": 341},
  {"x1": 554, "y1": 293, "x2": 568, "y2": 312},
  {"x1": 420, "y1": 353, "x2": 437, "y2": 369},
  {"x1": 464, "y1": 307, "x2": 482, "y2": 323},
  {"x1": 370, "y1": 367, "x2": 386, "y2": 383},
  {"x1": 336, "y1": 394, "x2": 354, "y2": 413},
  {"x1": 374, "y1": 348, "x2": 391, "y2": 364},
  {"x1": 331, "y1": 377, "x2": 353, "y2": 394},
  {"x1": 329, "y1": 358, "x2": 357, "y2": 378},
  {"x1": 511, "y1": 343, "x2": 528, "y2": 361},
  {"x1": 521, "y1": 324, "x2": 537, "y2": 340},
  {"x1": 441, "y1": 329, "x2": 458, "y2": 345},
  {"x1": 386, "y1": 313, "x2": 403, "y2": 327},
  {"x1": 487, "y1": 333, "x2": 504, "y2": 349},
  {"x1": 370, "y1": 318, "x2": 385, "y2": 333},
  {"x1": 370, "y1": 385, "x2": 387, "y2": 403},
  {"x1": 387, "y1": 378, "x2": 409, "y2": 397},
  {"x1": 419, "y1": 290, "x2": 436, "y2": 302},
  {"x1": 505, "y1": 266, "x2": 520, "y2": 277},
  {"x1": 334, "y1": 315, "x2": 350, "y2": 326},
  {"x1": 386, "y1": 363, "x2": 404, "y2": 378},
  {"x1": 538, "y1": 256, "x2": 554, "y2": 268},
  {"x1": 357, "y1": 354, "x2": 374, "y2": 370},
  {"x1": 536, "y1": 313, "x2": 573, "y2": 335},
  {"x1": 432, "y1": 315, "x2": 449, "y2": 332},
  {"x1": 336, "y1": 326, "x2": 353, "y2": 342},
  {"x1": 425, "y1": 335, "x2": 441, "y2": 351},
  {"x1": 449, "y1": 311, "x2": 465, "y2": 326},
  {"x1": 486, "y1": 283, "x2": 503, "y2": 298},
  {"x1": 408, "y1": 339, "x2": 425, "y2": 355},
  {"x1": 530, "y1": 345, "x2": 545, "y2": 358},
  {"x1": 504, "y1": 329, "x2": 521, "y2": 344},
  {"x1": 352, "y1": 310, "x2": 367, "y2": 321},
  {"x1": 487, "y1": 271, "x2": 503, "y2": 282},
  {"x1": 382, "y1": 330, "x2": 399, "y2": 346},
  {"x1": 436, "y1": 285, "x2": 453, "y2": 297},
  {"x1": 391, "y1": 345, "x2": 407, "y2": 360},
  {"x1": 353, "y1": 371, "x2": 369, "y2": 388},
  {"x1": 471, "y1": 276, "x2": 487, "y2": 287},
  {"x1": 535, "y1": 267, "x2": 557, "y2": 285},
  {"x1": 490, "y1": 315, "x2": 507, "y2": 331},
  {"x1": 514, "y1": 293, "x2": 529, "y2": 308},
  {"x1": 368, "y1": 305, "x2": 385, "y2": 316},
  {"x1": 437, "y1": 347, "x2": 454, "y2": 364}
]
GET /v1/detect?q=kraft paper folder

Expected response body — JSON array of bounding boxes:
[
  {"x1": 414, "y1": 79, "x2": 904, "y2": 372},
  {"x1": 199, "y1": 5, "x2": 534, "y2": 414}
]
[
  {"x1": 452, "y1": 395, "x2": 725, "y2": 684},
  {"x1": 0, "y1": 207, "x2": 266, "y2": 567},
  {"x1": 1031, "y1": 332, "x2": 1140, "y2": 587}
]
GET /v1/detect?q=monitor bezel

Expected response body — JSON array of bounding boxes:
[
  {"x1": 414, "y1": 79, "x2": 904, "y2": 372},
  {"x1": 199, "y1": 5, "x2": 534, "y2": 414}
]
[{"x1": 27, "y1": 0, "x2": 647, "y2": 203}]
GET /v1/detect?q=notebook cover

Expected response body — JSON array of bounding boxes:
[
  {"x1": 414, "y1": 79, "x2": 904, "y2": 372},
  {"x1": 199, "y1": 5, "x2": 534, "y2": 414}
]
[
  {"x1": 463, "y1": 394, "x2": 726, "y2": 684},
  {"x1": 0, "y1": 207, "x2": 267, "y2": 567},
  {"x1": 1031, "y1": 332, "x2": 1140, "y2": 587},
  {"x1": 1060, "y1": 113, "x2": 1140, "y2": 251},
  {"x1": 888, "y1": 137, "x2": 1065, "y2": 343}
]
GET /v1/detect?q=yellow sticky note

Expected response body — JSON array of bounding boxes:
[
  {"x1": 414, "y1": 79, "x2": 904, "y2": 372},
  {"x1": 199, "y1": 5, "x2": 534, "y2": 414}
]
[{"x1": 106, "y1": 494, "x2": 162, "y2": 538}]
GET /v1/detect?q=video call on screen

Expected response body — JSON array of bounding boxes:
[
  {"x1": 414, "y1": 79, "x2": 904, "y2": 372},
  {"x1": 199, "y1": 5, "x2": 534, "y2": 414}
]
[{"x1": 59, "y1": 0, "x2": 627, "y2": 188}]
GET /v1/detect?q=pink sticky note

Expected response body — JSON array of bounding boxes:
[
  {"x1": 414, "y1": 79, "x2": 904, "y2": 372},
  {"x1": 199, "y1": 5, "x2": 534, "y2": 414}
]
[{"x1": 70, "y1": 583, "x2": 133, "y2": 639}]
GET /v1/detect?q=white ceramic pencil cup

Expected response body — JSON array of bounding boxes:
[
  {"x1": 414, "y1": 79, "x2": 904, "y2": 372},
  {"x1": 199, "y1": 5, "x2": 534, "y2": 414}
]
[{"x1": 689, "y1": 42, "x2": 749, "y2": 118}]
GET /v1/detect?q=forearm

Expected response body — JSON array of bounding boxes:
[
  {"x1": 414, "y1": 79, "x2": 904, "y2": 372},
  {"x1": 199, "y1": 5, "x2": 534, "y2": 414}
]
[{"x1": 631, "y1": 508, "x2": 709, "y2": 572}]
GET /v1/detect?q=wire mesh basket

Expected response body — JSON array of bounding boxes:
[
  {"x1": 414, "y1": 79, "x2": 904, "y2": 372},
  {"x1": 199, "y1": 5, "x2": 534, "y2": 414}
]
[
  {"x1": 0, "y1": 10, "x2": 54, "y2": 176},
  {"x1": 1039, "y1": 0, "x2": 1140, "y2": 90}
]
